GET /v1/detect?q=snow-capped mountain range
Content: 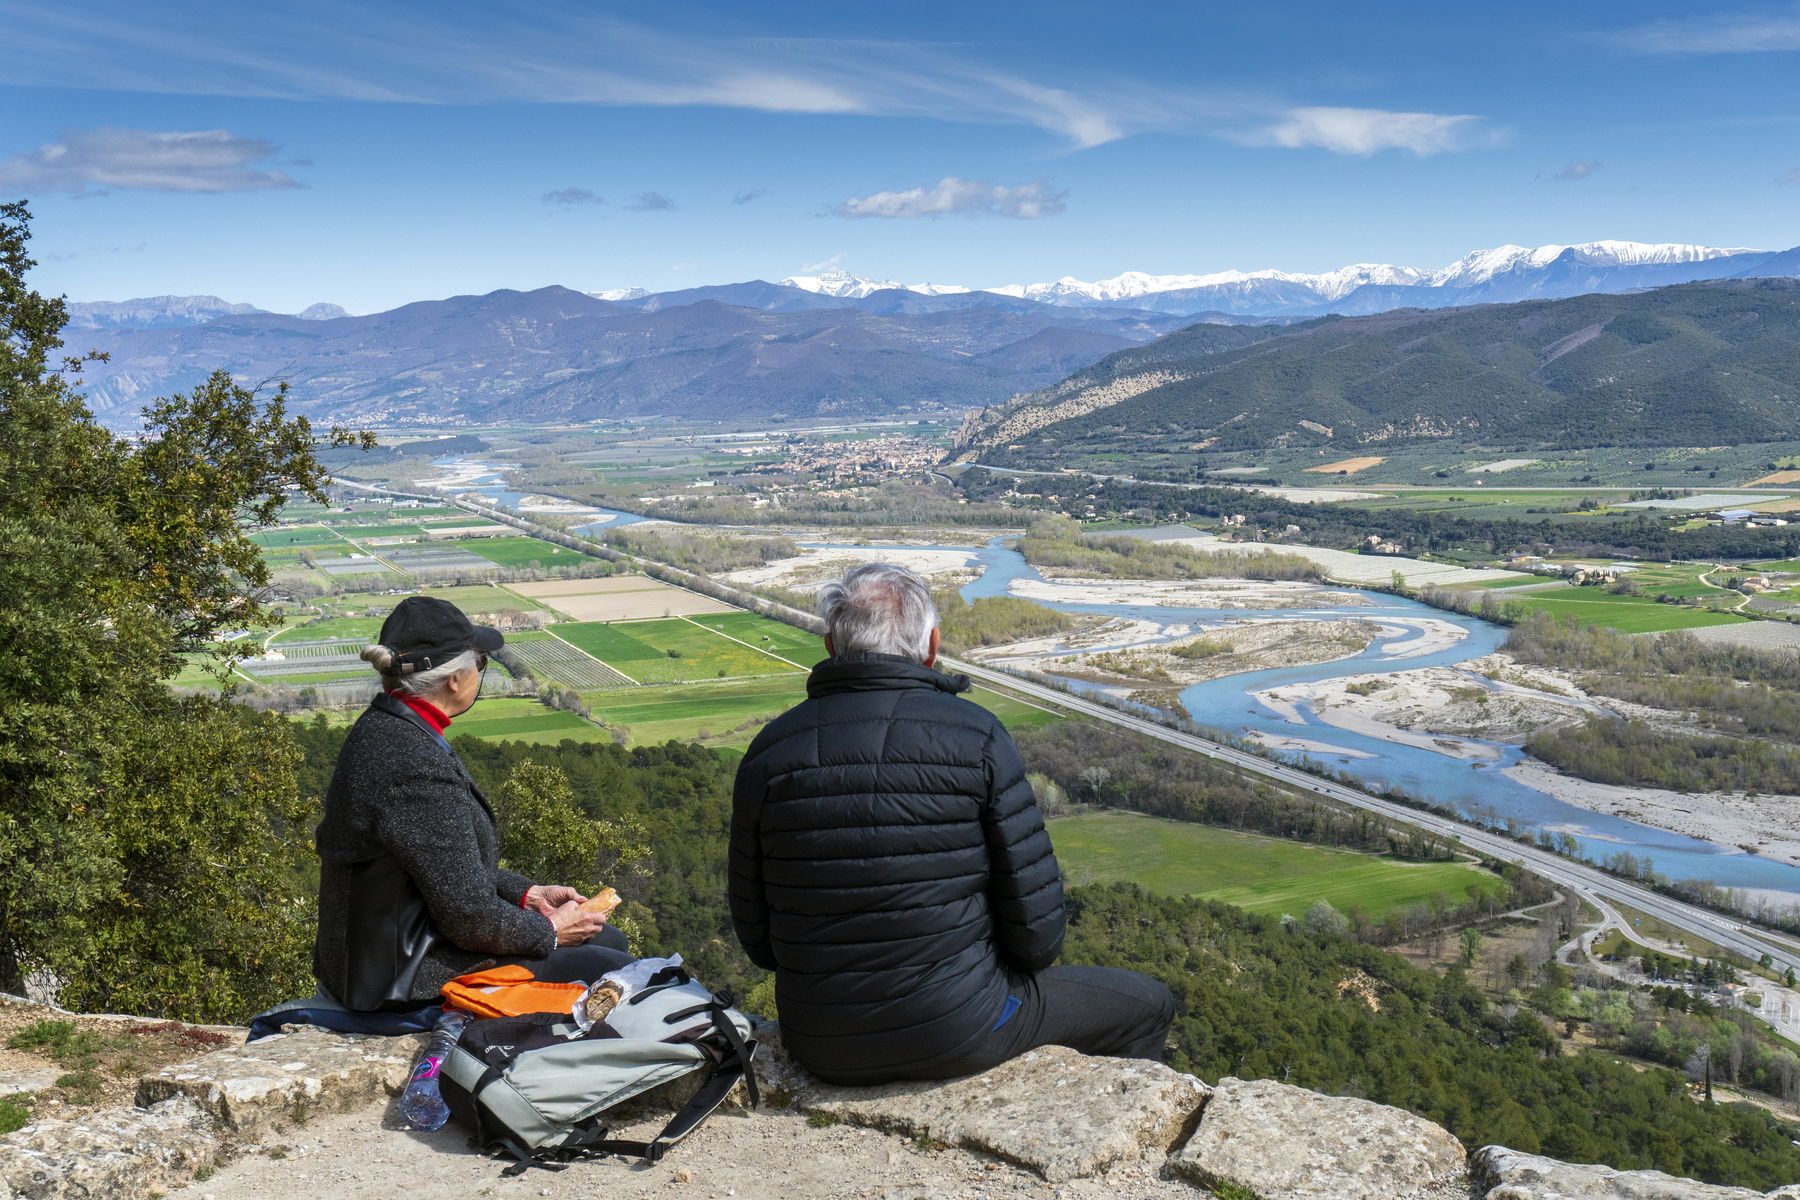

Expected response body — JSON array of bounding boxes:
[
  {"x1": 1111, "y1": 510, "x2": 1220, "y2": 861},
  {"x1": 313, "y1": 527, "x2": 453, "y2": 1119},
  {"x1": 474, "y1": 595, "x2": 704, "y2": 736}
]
[{"x1": 767, "y1": 242, "x2": 1770, "y2": 311}]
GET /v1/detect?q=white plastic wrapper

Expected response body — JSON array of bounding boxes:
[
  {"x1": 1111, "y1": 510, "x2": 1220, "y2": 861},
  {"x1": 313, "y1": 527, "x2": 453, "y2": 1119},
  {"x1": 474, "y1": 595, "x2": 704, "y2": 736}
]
[{"x1": 570, "y1": 953, "x2": 684, "y2": 1031}]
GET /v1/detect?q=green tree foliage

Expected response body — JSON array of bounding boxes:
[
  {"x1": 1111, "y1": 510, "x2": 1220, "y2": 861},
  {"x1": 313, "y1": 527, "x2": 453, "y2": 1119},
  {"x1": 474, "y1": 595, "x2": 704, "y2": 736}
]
[
  {"x1": 493, "y1": 761, "x2": 651, "y2": 894},
  {"x1": 1018, "y1": 529, "x2": 1322, "y2": 582},
  {"x1": 600, "y1": 525, "x2": 798, "y2": 575},
  {"x1": 932, "y1": 590, "x2": 1079, "y2": 651},
  {"x1": 0, "y1": 202, "x2": 360, "y2": 1019},
  {"x1": 1066, "y1": 885, "x2": 1800, "y2": 1188}
]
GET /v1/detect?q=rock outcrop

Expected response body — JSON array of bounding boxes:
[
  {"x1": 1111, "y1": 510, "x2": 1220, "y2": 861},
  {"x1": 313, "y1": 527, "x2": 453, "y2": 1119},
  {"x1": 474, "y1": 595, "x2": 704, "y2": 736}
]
[
  {"x1": 1472, "y1": 1147, "x2": 1800, "y2": 1200},
  {"x1": 1171, "y1": 1077, "x2": 1467, "y2": 1200},
  {"x1": 1, "y1": 1015, "x2": 1796, "y2": 1199}
]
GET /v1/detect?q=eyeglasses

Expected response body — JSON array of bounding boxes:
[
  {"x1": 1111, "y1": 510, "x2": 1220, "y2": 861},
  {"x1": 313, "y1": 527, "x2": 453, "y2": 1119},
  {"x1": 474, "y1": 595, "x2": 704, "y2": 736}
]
[{"x1": 475, "y1": 652, "x2": 490, "y2": 672}]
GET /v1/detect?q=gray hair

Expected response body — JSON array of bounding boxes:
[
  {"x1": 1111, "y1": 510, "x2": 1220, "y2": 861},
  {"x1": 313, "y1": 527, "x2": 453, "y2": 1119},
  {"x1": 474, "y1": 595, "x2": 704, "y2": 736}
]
[
  {"x1": 360, "y1": 645, "x2": 480, "y2": 697},
  {"x1": 817, "y1": 562, "x2": 939, "y2": 660}
]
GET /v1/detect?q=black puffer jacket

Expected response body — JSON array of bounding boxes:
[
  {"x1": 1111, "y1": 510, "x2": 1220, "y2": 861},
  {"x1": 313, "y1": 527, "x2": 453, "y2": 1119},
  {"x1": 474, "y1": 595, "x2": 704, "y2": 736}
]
[
  {"x1": 314, "y1": 694, "x2": 553, "y2": 1008},
  {"x1": 728, "y1": 653, "x2": 1064, "y2": 1082}
]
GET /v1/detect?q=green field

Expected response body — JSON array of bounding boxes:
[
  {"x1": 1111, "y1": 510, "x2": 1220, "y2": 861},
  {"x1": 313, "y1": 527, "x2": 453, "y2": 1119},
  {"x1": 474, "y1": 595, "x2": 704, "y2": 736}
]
[
  {"x1": 685, "y1": 611, "x2": 830, "y2": 668},
  {"x1": 970, "y1": 687, "x2": 1065, "y2": 731},
  {"x1": 1050, "y1": 811, "x2": 1502, "y2": 919},
  {"x1": 1452, "y1": 575, "x2": 1559, "y2": 590},
  {"x1": 554, "y1": 618, "x2": 802, "y2": 683},
  {"x1": 583, "y1": 676, "x2": 807, "y2": 747},
  {"x1": 271, "y1": 615, "x2": 388, "y2": 644},
  {"x1": 251, "y1": 525, "x2": 347, "y2": 548},
  {"x1": 1500, "y1": 590, "x2": 1746, "y2": 633},
  {"x1": 1754, "y1": 560, "x2": 1800, "y2": 573},
  {"x1": 446, "y1": 698, "x2": 612, "y2": 745},
  {"x1": 337, "y1": 523, "x2": 430, "y2": 540},
  {"x1": 465, "y1": 536, "x2": 596, "y2": 568}
]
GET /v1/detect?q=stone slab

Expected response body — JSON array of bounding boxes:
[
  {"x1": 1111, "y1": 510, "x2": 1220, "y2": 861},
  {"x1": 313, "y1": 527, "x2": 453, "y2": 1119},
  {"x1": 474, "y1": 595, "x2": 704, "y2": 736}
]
[
  {"x1": 0, "y1": 1072, "x2": 58, "y2": 1096},
  {"x1": 1474, "y1": 1146, "x2": 1796, "y2": 1199},
  {"x1": 135, "y1": 1027, "x2": 422, "y2": 1138},
  {"x1": 804, "y1": 1045, "x2": 1209, "y2": 1182},
  {"x1": 1172, "y1": 1077, "x2": 1466, "y2": 1200},
  {"x1": 0, "y1": 1096, "x2": 218, "y2": 1200}
]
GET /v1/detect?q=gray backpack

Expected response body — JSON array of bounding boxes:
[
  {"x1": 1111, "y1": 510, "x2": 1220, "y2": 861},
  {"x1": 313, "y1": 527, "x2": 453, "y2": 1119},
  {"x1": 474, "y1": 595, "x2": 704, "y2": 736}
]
[{"x1": 440, "y1": 965, "x2": 758, "y2": 1174}]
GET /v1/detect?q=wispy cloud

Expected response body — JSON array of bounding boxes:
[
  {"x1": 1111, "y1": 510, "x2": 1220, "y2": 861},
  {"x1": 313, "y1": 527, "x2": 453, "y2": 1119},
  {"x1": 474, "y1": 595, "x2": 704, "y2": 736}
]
[
  {"x1": 0, "y1": 6, "x2": 1486, "y2": 154},
  {"x1": 626, "y1": 191, "x2": 676, "y2": 211},
  {"x1": 834, "y1": 177, "x2": 1066, "y2": 219},
  {"x1": 800, "y1": 252, "x2": 845, "y2": 273},
  {"x1": 731, "y1": 189, "x2": 766, "y2": 205},
  {"x1": 1779, "y1": 166, "x2": 1800, "y2": 185},
  {"x1": 541, "y1": 187, "x2": 603, "y2": 205},
  {"x1": 1607, "y1": 6, "x2": 1800, "y2": 54},
  {"x1": 0, "y1": 126, "x2": 301, "y2": 194},
  {"x1": 1246, "y1": 107, "x2": 1487, "y2": 156},
  {"x1": 1550, "y1": 160, "x2": 1603, "y2": 181}
]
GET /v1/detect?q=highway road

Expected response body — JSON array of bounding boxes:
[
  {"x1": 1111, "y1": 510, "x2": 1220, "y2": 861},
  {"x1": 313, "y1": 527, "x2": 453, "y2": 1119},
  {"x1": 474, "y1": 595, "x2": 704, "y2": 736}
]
[{"x1": 943, "y1": 654, "x2": 1800, "y2": 979}]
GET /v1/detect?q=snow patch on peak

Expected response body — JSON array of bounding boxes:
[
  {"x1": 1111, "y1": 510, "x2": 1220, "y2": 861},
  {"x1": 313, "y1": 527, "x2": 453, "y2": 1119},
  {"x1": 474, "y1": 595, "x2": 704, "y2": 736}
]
[{"x1": 589, "y1": 287, "x2": 651, "y2": 302}]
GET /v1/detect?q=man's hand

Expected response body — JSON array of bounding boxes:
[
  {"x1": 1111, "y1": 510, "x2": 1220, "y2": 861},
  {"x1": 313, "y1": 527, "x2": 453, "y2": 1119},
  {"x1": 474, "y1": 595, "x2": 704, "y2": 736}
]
[
  {"x1": 523, "y1": 884, "x2": 588, "y2": 916},
  {"x1": 549, "y1": 900, "x2": 610, "y2": 947}
]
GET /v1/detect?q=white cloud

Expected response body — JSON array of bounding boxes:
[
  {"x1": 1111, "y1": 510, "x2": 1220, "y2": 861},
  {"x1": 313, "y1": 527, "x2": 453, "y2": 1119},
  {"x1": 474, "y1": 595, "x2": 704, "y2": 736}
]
[
  {"x1": 0, "y1": 6, "x2": 1315, "y2": 152},
  {"x1": 1249, "y1": 107, "x2": 1486, "y2": 156},
  {"x1": 834, "y1": 177, "x2": 1066, "y2": 220},
  {"x1": 541, "y1": 187, "x2": 603, "y2": 205},
  {"x1": 0, "y1": 127, "x2": 301, "y2": 194},
  {"x1": 800, "y1": 252, "x2": 845, "y2": 273},
  {"x1": 1551, "y1": 160, "x2": 1603, "y2": 181},
  {"x1": 1608, "y1": 7, "x2": 1800, "y2": 54}
]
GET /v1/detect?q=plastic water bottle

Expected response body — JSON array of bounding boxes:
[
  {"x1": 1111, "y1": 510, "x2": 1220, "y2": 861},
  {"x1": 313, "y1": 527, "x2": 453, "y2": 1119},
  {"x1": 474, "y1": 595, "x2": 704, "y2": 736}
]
[{"x1": 398, "y1": 1009, "x2": 473, "y2": 1131}]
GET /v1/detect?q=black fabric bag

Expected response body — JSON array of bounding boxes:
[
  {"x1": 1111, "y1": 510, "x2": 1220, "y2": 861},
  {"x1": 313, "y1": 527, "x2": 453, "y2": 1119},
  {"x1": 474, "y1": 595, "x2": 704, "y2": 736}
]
[{"x1": 339, "y1": 854, "x2": 439, "y2": 1011}]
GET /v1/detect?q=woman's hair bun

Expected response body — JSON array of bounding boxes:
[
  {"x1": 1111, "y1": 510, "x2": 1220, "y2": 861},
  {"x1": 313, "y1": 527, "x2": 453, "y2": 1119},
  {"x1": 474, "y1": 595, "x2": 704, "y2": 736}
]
[{"x1": 360, "y1": 643, "x2": 398, "y2": 671}]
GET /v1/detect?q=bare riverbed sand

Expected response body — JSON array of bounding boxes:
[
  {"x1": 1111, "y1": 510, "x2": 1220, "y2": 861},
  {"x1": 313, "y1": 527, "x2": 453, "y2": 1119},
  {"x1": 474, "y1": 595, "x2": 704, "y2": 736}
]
[
  {"x1": 1008, "y1": 574, "x2": 1372, "y2": 610},
  {"x1": 1504, "y1": 758, "x2": 1800, "y2": 869},
  {"x1": 1252, "y1": 654, "x2": 1800, "y2": 869},
  {"x1": 726, "y1": 546, "x2": 982, "y2": 590}
]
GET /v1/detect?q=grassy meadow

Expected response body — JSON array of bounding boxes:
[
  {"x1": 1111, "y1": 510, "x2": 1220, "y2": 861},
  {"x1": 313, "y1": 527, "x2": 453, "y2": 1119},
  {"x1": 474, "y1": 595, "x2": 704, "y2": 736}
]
[
  {"x1": 445, "y1": 697, "x2": 613, "y2": 745},
  {"x1": 1499, "y1": 589, "x2": 1747, "y2": 633},
  {"x1": 1050, "y1": 811, "x2": 1502, "y2": 919}
]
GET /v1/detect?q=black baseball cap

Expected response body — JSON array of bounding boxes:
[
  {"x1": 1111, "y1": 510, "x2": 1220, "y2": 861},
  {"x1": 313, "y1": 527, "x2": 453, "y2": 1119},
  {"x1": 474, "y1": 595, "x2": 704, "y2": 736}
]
[{"x1": 378, "y1": 596, "x2": 503, "y2": 672}]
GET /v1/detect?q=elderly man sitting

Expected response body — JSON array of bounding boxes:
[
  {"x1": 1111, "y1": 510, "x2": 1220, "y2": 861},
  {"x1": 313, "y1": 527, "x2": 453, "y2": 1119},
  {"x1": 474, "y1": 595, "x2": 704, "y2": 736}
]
[{"x1": 728, "y1": 562, "x2": 1174, "y2": 1084}]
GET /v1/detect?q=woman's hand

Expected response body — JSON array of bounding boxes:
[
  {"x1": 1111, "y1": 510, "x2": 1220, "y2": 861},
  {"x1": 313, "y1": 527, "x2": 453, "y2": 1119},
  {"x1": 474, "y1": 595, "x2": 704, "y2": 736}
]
[
  {"x1": 523, "y1": 884, "x2": 587, "y2": 916},
  {"x1": 548, "y1": 900, "x2": 610, "y2": 947}
]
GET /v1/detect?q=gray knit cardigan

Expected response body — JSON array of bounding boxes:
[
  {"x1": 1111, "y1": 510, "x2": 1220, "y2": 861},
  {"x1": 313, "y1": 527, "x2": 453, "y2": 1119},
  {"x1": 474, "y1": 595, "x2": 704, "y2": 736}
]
[{"x1": 312, "y1": 694, "x2": 554, "y2": 1004}]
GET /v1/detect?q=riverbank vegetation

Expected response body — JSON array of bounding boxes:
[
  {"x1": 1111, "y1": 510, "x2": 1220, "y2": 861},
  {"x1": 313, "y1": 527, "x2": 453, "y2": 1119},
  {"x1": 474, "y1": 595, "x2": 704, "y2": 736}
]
[
  {"x1": 1528, "y1": 718, "x2": 1800, "y2": 795},
  {"x1": 1501, "y1": 616, "x2": 1800, "y2": 794},
  {"x1": 600, "y1": 525, "x2": 798, "y2": 575},
  {"x1": 1018, "y1": 527, "x2": 1323, "y2": 581},
  {"x1": 933, "y1": 590, "x2": 1083, "y2": 650}
]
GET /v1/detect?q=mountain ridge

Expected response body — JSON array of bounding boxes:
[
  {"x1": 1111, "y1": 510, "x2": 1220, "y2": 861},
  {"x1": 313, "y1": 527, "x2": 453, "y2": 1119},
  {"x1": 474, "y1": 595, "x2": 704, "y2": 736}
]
[{"x1": 959, "y1": 278, "x2": 1800, "y2": 461}]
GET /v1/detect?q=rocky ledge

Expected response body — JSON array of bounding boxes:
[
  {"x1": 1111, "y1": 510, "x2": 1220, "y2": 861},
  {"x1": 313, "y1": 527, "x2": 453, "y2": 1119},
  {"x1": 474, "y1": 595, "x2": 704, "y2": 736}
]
[{"x1": 0, "y1": 1017, "x2": 1793, "y2": 1200}]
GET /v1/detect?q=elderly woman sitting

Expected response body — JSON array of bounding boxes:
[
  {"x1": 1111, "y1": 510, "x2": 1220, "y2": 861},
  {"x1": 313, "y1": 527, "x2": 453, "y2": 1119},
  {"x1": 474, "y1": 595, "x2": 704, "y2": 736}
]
[{"x1": 313, "y1": 595, "x2": 628, "y2": 1011}]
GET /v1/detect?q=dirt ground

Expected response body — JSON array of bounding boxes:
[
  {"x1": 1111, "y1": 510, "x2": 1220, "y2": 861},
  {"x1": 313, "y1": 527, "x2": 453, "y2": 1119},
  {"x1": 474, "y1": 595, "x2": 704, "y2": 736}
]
[
  {"x1": 0, "y1": 995, "x2": 243, "y2": 1124},
  {"x1": 163, "y1": 1098, "x2": 1200, "y2": 1200}
]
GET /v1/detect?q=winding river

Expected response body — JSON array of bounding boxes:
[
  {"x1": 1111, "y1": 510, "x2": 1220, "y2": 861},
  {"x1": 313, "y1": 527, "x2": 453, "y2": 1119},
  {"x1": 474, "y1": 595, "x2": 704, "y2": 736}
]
[
  {"x1": 434, "y1": 458, "x2": 1800, "y2": 896},
  {"x1": 960, "y1": 536, "x2": 1800, "y2": 896}
]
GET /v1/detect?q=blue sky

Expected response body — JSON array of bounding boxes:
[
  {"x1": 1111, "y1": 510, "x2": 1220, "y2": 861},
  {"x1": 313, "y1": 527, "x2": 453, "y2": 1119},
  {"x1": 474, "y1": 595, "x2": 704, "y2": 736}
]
[{"x1": 4, "y1": 0, "x2": 1799, "y2": 312}]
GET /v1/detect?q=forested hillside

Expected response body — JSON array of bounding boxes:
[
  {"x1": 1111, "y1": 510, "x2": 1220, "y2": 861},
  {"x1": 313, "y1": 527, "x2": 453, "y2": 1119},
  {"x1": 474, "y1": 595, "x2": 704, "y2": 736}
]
[{"x1": 964, "y1": 279, "x2": 1800, "y2": 463}]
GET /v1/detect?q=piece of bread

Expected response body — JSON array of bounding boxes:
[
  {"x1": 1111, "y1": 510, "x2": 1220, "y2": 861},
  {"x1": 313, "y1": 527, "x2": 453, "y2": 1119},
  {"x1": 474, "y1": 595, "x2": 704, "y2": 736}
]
[{"x1": 577, "y1": 886, "x2": 621, "y2": 917}]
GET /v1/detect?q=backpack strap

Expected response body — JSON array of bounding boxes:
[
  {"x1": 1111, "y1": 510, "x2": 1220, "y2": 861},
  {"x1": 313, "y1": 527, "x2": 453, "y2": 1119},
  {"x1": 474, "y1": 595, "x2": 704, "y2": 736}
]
[{"x1": 589, "y1": 1037, "x2": 757, "y2": 1164}]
